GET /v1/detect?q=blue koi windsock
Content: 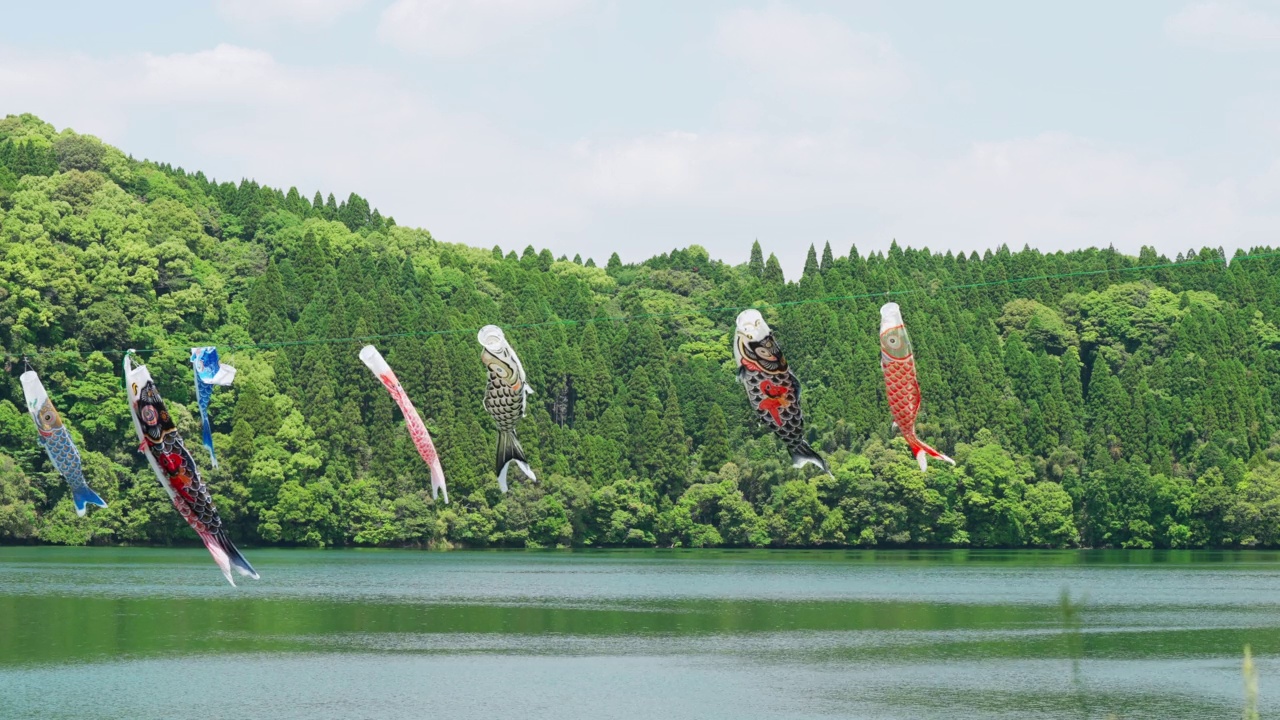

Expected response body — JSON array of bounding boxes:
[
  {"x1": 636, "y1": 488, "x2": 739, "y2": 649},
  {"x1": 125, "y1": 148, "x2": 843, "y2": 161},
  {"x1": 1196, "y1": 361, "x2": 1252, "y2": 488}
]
[
  {"x1": 191, "y1": 346, "x2": 236, "y2": 468},
  {"x1": 20, "y1": 370, "x2": 107, "y2": 516}
]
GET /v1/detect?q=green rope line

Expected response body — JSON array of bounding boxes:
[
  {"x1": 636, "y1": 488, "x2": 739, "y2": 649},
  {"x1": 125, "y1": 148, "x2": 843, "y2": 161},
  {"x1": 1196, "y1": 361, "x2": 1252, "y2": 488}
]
[{"x1": 13, "y1": 249, "x2": 1280, "y2": 361}]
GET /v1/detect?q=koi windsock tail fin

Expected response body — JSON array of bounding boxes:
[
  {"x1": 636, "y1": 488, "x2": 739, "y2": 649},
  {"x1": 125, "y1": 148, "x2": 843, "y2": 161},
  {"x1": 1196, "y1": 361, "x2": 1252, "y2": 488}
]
[
  {"x1": 195, "y1": 531, "x2": 236, "y2": 586},
  {"x1": 910, "y1": 439, "x2": 956, "y2": 473},
  {"x1": 496, "y1": 430, "x2": 535, "y2": 493},
  {"x1": 429, "y1": 456, "x2": 449, "y2": 504},
  {"x1": 215, "y1": 531, "x2": 259, "y2": 582},
  {"x1": 790, "y1": 441, "x2": 832, "y2": 476},
  {"x1": 71, "y1": 486, "x2": 108, "y2": 517}
]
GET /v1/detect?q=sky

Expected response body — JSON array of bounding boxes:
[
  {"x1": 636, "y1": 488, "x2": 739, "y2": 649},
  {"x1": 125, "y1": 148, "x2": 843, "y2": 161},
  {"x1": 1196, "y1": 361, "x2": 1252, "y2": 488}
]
[{"x1": 2, "y1": 0, "x2": 1279, "y2": 277}]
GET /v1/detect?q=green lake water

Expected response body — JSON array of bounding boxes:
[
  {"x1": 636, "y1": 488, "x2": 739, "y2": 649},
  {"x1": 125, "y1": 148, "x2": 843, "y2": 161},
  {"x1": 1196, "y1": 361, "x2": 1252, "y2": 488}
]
[{"x1": 1, "y1": 547, "x2": 1277, "y2": 719}]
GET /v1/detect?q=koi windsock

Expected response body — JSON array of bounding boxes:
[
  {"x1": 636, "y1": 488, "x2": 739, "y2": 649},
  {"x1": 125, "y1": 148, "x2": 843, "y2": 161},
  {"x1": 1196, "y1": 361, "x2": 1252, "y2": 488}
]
[
  {"x1": 191, "y1": 346, "x2": 236, "y2": 468},
  {"x1": 20, "y1": 370, "x2": 107, "y2": 516},
  {"x1": 477, "y1": 325, "x2": 536, "y2": 492},
  {"x1": 359, "y1": 345, "x2": 449, "y2": 503},
  {"x1": 879, "y1": 302, "x2": 955, "y2": 472},
  {"x1": 733, "y1": 309, "x2": 830, "y2": 474},
  {"x1": 125, "y1": 354, "x2": 258, "y2": 585}
]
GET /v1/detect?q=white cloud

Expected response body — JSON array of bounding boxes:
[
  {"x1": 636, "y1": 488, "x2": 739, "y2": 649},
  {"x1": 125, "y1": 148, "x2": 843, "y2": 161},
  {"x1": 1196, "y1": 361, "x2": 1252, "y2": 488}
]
[
  {"x1": 1165, "y1": 1, "x2": 1280, "y2": 51},
  {"x1": 905, "y1": 134, "x2": 1252, "y2": 253},
  {"x1": 214, "y1": 0, "x2": 371, "y2": 29},
  {"x1": 0, "y1": 44, "x2": 311, "y2": 128},
  {"x1": 0, "y1": 43, "x2": 577, "y2": 239},
  {"x1": 139, "y1": 45, "x2": 292, "y2": 103},
  {"x1": 574, "y1": 130, "x2": 884, "y2": 211},
  {"x1": 377, "y1": 0, "x2": 588, "y2": 58},
  {"x1": 564, "y1": 128, "x2": 1278, "y2": 272},
  {"x1": 1250, "y1": 158, "x2": 1280, "y2": 204},
  {"x1": 1, "y1": 38, "x2": 1276, "y2": 279},
  {"x1": 713, "y1": 3, "x2": 909, "y2": 114},
  {"x1": 575, "y1": 132, "x2": 759, "y2": 205}
]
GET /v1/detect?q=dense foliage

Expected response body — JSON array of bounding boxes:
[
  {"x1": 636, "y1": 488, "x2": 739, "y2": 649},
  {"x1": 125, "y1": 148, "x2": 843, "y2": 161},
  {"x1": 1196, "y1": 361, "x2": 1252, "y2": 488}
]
[{"x1": 3, "y1": 114, "x2": 1280, "y2": 549}]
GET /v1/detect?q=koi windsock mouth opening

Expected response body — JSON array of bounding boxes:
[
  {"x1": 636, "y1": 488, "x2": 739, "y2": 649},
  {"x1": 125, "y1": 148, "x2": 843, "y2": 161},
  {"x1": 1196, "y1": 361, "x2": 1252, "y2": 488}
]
[
  {"x1": 880, "y1": 302, "x2": 903, "y2": 333},
  {"x1": 734, "y1": 309, "x2": 769, "y2": 341}
]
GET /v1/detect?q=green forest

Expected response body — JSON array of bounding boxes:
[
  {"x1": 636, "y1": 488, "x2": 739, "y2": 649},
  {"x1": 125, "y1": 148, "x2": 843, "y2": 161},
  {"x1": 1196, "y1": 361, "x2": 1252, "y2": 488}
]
[{"x1": 2, "y1": 112, "x2": 1280, "y2": 550}]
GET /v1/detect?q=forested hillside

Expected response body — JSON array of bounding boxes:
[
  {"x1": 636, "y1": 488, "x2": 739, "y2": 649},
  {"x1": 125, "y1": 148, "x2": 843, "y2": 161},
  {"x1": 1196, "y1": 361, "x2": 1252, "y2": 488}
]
[{"x1": 2, "y1": 113, "x2": 1280, "y2": 549}]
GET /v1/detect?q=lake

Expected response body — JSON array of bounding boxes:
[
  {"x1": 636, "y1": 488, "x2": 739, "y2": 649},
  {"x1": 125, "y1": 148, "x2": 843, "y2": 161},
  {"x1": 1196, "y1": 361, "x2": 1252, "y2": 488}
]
[{"x1": 0, "y1": 547, "x2": 1276, "y2": 719}]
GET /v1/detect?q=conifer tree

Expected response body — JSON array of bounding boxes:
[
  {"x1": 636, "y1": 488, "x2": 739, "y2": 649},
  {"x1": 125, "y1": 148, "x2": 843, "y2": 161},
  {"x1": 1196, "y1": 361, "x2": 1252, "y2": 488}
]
[
  {"x1": 1060, "y1": 347, "x2": 1086, "y2": 447},
  {"x1": 1003, "y1": 331, "x2": 1037, "y2": 401},
  {"x1": 762, "y1": 253, "x2": 785, "y2": 284},
  {"x1": 803, "y1": 244, "x2": 820, "y2": 278},
  {"x1": 285, "y1": 187, "x2": 305, "y2": 215},
  {"x1": 247, "y1": 261, "x2": 289, "y2": 343},
  {"x1": 749, "y1": 240, "x2": 765, "y2": 277},
  {"x1": 701, "y1": 404, "x2": 731, "y2": 471},
  {"x1": 1086, "y1": 357, "x2": 1128, "y2": 448},
  {"x1": 234, "y1": 381, "x2": 280, "y2": 437}
]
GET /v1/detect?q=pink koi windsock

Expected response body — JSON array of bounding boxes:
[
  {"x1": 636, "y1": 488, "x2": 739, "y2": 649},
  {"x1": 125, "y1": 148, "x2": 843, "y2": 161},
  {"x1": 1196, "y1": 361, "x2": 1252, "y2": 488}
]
[{"x1": 360, "y1": 345, "x2": 448, "y2": 503}]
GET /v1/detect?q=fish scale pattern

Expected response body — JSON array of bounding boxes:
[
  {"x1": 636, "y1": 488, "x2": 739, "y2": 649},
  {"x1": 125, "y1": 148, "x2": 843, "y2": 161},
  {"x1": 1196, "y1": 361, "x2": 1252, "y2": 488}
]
[
  {"x1": 376, "y1": 371, "x2": 439, "y2": 466},
  {"x1": 371, "y1": 367, "x2": 447, "y2": 501},
  {"x1": 38, "y1": 425, "x2": 91, "y2": 492},
  {"x1": 878, "y1": 310, "x2": 953, "y2": 469},
  {"x1": 881, "y1": 354, "x2": 922, "y2": 427},
  {"x1": 739, "y1": 363, "x2": 809, "y2": 456},
  {"x1": 483, "y1": 353, "x2": 525, "y2": 433},
  {"x1": 149, "y1": 431, "x2": 224, "y2": 532},
  {"x1": 195, "y1": 379, "x2": 216, "y2": 455},
  {"x1": 138, "y1": 382, "x2": 225, "y2": 534}
]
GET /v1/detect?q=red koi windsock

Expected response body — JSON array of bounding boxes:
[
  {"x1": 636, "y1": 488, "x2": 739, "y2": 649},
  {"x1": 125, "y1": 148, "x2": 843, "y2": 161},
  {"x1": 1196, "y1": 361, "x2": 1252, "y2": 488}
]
[{"x1": 879, "y1": 303, "x2": 955, "y2": 472}]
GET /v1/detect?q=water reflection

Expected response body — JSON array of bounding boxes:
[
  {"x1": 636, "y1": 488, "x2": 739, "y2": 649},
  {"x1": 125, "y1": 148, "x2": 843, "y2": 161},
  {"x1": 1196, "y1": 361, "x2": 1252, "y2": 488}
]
[{"x1": 0, "y1": 547, "x2": 1274, "y2": 719}]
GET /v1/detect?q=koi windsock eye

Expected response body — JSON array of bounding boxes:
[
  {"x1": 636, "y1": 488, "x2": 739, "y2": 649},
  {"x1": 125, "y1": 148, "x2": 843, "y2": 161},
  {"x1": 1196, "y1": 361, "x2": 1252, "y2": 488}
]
[{"x1": 881, "y1": 327, "x2": 911, "y2": 359}]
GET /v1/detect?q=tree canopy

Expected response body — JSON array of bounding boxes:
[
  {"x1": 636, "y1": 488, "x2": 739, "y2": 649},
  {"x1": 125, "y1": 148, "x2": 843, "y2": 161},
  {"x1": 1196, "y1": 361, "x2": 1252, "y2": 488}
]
[{"x1": 3, "y1": 113, "x2": 1280, "y2": 550}]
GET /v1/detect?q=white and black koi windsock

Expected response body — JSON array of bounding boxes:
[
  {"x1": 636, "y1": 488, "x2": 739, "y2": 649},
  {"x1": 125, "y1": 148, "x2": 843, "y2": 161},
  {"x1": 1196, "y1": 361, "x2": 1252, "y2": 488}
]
[
  {"x1": 733, "y1": 310, "x2": 830, "y2": 474},
  {"x1": 125, "y1": 353, "x2": 258, "y2": 586},
  {"x1": 478, "y1": 325, "x2": 536, "y2": 492}
]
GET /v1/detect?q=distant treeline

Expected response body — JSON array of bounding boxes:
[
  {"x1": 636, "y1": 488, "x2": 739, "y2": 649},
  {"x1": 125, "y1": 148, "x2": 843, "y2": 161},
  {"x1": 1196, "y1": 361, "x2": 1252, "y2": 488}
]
[{"x1": 2, "y1": 112, "x2": 1280, "y2": 550}]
